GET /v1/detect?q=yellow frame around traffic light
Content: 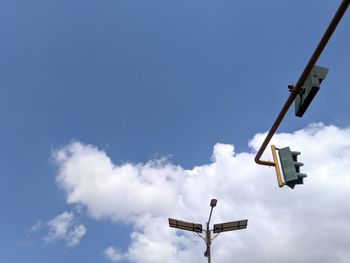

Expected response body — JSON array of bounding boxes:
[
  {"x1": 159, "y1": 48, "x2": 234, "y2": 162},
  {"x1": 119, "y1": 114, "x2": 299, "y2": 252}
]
[{"x1": 271, "y1": 145, "x2": 284, "y2": 188}]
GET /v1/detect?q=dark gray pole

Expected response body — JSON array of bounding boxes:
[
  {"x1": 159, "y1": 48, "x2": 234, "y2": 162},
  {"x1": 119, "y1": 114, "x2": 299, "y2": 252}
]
[
  {"x1": 205, "y1": 222, "x2": 211, "y2": 263},
  {"x1": 205, "y1": 201, "x2": 216, "y2": 263}
]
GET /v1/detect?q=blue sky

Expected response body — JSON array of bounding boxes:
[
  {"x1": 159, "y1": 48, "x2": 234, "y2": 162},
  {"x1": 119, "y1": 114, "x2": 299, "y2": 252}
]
[{"x1": 1, "y1": 1, "x2": 349, "y2": 262}]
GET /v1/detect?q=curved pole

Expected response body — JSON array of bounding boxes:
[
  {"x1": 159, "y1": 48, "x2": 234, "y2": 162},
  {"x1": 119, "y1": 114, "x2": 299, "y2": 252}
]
[{"x1": 255, "y1": 0, "x2": 349, "y2": 167}]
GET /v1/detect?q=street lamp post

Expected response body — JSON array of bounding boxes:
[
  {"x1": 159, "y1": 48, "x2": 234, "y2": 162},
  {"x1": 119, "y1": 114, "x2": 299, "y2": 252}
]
[
  {"x1": 204, "y1": 199, "x2": 216, "y2": 263},
  {"x1": 168, "y1": 199, "x2": 248, "y2": 262}
]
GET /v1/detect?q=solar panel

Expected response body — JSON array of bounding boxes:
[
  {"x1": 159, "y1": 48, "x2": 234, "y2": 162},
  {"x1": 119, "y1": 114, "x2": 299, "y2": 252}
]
[
  {"x1": 168, "y1": 218, "x2": 203, "y2": 233},
  {"x1": 213, "y1": 219, "x2": 248, "y2": 233}
]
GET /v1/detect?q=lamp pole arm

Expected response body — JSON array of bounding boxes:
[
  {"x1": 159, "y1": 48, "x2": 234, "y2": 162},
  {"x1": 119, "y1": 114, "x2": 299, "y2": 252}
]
[{"x1": 208, "y1": 206, "x2": 214, "y2": 225}]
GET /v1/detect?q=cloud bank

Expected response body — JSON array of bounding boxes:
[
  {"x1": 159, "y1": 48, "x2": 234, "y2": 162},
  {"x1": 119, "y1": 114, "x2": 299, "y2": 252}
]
[{"x1": 53, "y1": 123, "x2": 350, "y2": 263}]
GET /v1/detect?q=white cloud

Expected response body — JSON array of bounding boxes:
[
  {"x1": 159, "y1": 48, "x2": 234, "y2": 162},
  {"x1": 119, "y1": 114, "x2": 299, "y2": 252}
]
[
  {"x1": 29, "y1": 221, "x2": 43, "y2": 233},
  {"x1": 66, "y1": 224, "x2": 87, "y2": 247},
  {"x1": 44, "y1": 211, "x2": 73, "y2": 243},
  {"x1": 43, "y1": 211, "x2": 87, "y2": 247},
  {"x1": 53, "y1": 123, "x2": 350, "y2": 263},
  {"x1": 104, "y1": 246, "x2": 124, "y2": 262}
]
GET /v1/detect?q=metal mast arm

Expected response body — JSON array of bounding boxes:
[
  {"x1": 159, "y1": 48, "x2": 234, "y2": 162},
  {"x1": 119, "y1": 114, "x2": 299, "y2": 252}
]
[{"x1": 255, "y1": 0, "x2": 349, "y2": 167}]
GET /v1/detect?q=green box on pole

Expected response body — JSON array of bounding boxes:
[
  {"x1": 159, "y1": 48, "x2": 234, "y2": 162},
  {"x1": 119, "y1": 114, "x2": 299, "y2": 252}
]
[
  {"x1": 278, "y1": 147, "x2": 307, "y2": 189},
  {"x1": 295, "y1": 65, "x2": 328, "y2": 117}
]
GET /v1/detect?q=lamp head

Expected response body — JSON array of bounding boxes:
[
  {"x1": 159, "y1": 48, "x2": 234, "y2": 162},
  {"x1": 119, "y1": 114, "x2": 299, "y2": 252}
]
[{"x1": 210, "y1": 199, "x2": 217, "y2": 208}]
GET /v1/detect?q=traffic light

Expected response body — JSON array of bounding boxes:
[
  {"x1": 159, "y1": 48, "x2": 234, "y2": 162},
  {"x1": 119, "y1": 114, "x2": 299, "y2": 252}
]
[
  {"x1": 294, "y1": 65, "x2": 328, "y2": 117},
  {"x1": 278, "y1": 147, "x2": 307, "y2": 189}
]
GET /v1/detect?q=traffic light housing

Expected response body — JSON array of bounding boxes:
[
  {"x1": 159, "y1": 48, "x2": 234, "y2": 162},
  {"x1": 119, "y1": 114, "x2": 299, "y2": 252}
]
[
  {"x1": 294, "y1": 65, "x2": 328, "y2": 117},
  {"x1": 278, "y1": 147, "x2": 307, "y2": 189}
]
